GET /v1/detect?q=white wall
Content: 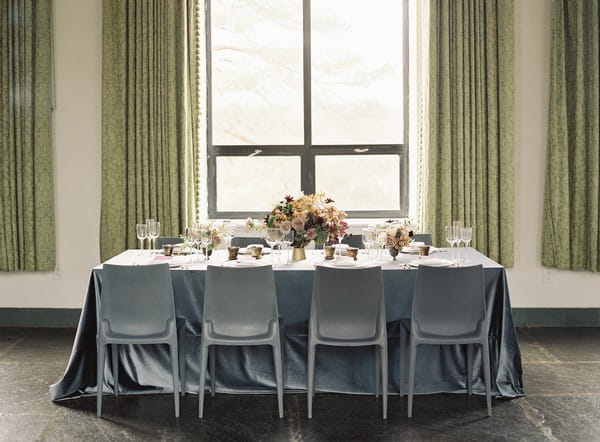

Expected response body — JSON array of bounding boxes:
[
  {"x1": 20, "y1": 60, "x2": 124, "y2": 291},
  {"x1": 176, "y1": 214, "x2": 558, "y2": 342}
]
[
  {"x1": 0, "y1": 0, "x2": 102, "y2": 308},
  {"x1": 0, "y1": 0, "x2": 598, "y2": 309}
]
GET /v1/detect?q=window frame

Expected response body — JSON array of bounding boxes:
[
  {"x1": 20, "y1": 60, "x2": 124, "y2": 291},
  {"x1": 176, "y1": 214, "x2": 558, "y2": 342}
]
[{"x1": 205, "y1": 0, "x2": 409, "y2": 219}]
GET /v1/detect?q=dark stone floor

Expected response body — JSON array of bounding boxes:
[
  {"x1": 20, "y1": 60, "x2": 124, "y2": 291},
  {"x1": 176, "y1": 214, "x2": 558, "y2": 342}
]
[{"x1": 0, "y1": 327, "x2": 598, "y2": 441}]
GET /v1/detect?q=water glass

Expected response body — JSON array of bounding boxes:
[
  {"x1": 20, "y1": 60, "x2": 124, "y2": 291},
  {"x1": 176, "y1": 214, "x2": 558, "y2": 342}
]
[{"x1": 461, "y1": 226, "x2": 473, "y2": 263}]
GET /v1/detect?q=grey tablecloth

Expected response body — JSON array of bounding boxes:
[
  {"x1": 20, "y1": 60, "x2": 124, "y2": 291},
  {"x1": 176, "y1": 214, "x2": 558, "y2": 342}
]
[{"x1": 49, "y1": 249, "x2": 524, "y2": 400}]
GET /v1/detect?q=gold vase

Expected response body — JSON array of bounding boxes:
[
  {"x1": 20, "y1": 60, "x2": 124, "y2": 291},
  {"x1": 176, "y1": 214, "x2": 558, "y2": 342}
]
[{"x1": 292, "y1": 247, "x2": 306, "y2": 261}]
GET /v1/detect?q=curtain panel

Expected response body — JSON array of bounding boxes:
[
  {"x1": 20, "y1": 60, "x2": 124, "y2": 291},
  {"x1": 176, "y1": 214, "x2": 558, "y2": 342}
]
[
  {"x1": 101, "y1": 0, "x2": 199, "y2": 261},
  {"x1": 425, "y1": 0, "x2": 515, "y2": 267},
  {"x1": 0, "y1": 0, "x2": 55, "y2": 271},
  {"x1": 542, "y1": 0, "x2": 599, "y2": 271}
]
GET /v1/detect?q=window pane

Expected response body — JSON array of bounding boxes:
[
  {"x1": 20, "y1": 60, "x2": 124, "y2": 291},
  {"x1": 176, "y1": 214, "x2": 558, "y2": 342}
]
[
  {"x1": 211, "y1": 0, "x2": 303, "y2": 145},
  {"x1": 216, "y1": 157, "x2": 302, "y2": 212},
  {"x1": 311, "y1": 0, "x2": 404, "y2": 145},
  {"x1": 315, "y1": 155, "x2": 400, "y2": 211}
]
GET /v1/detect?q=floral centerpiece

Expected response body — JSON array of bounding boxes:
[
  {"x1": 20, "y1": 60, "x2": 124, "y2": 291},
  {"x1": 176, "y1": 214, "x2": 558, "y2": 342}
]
[
  {"x1": 381, "y1": 223, "x2": 412, "y2": 260},
  {"x1": 265, "y1": 193, "x2": 348, "y2": 259}
]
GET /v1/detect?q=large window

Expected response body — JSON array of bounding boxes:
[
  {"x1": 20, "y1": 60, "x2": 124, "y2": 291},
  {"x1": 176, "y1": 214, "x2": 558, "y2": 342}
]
[{"x1": 206, "y1": 0, "x2": 408, "y2": 218}]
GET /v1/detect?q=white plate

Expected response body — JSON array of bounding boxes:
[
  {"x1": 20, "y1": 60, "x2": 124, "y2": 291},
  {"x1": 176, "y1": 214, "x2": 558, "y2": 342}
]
[
  {"x1": 401, "y1": 246, "x2": 420, "y2": 254},
  {"x1": 222, "y1": 259, "x2": 268, "y2": 268},
  {"x1": 408, "y1": 258, "x2": 454, "y2": 268}
]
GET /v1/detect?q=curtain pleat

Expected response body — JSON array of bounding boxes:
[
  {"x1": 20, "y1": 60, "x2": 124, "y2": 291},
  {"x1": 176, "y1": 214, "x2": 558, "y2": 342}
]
[
  {"x1": 100, "y1": 0, "x2": 198, "y2": 261},
  {"x1": 425, "y1": 0, "x2": 514, "y2": 267},
  {"x1": 542, "y1": 0, "x2": 600, "y2": 271},
  {"x1": 0, "y1": 0, "x2": 55, "y2": 271}
]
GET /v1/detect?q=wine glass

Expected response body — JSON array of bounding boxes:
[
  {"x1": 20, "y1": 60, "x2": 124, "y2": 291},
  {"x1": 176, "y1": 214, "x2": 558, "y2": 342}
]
[
  {"x1": 280, "y1": 231, "x2": 293, "y2": 264},
  {"x1": 136, "y1": 223, "x2": 147, "y2": 255},
  {"x1": 445, "y1": 225, "x2": 456, "y2": 263},
  {"x1": 461, "y1": 227, "x2": 473, "y2": 263},
  {"x1": 264, "y1": 228, "x2": 283, "y2": 265},
  {"x1": 453, "y1": 220, "x2": 463, "y2": 263},
  {"x1": 361, "y1": 227, "x2": 375, "y2": 260},
  {"x1": 375, "y1": 229, "x2": 388, "y2": 263},
  {"x1": 199, "y1": 229, "x2": 211, "y2": 262},
  {"x1": 146, "y1": 219, "x2": 156, "y2": 251},
  {"x1": 336, "y1": 232, "x2": 346, "y2": 257},
  {"x1": 222, "y1": 220, "x2": 233, "y2": 248},
  {"x1": 153, "y1": 221, "x2": 161, "y2": 253}
]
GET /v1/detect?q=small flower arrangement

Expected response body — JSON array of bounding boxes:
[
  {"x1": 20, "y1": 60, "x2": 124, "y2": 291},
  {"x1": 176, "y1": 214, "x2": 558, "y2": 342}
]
[
  {"x1": 265, "y1": 193, "x2": 348, "y2": 248},
  {"x1": 383, "y1": 223, "x2": 412, "y2": 251}
]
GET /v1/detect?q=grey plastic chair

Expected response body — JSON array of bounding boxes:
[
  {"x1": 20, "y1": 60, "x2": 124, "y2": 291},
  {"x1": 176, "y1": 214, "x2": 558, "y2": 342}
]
[
  {"x1": 406, "y1": 264, "x2": 492, "y2": 417},
  {"x1": 411, "y1": 233, "x2": 433, "y2": 245},
  {"x1": 156, "y1": 236, "x2": 184, "y2": 248},
  {"x1": 230, "y1": 237, "x2": 269, "y2": 248},
  {"x1": 95, "y1": 263, "x2": 185, "y2": 417},
  {"x1": 342, "y1": 234, "x2": 363, "y2": 248},
  {"x1": 199, "y1": 265, "x2": 284, "y2": 418},
  {"x1": 308, "y1": 265, "x2": 388, "y2": 419}
]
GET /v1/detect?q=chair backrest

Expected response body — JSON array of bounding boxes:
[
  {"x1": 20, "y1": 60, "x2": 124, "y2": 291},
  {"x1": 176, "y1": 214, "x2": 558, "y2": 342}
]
[
  {"x1": 157, "y1": 236, "x2": 184, "y2": 248},
  {"x1": 230, "y1": 237, "x2": 268, "y2": 248},
  {"x1": 342, "y1": 234, "x2": 363, "y2": 248},
  {"x1": 203, "y1": 265, "x2": 278, "y2": 337},
  {"x1": 412, "y1": 233, "x2": 433, "y2": 245},
  {"x1": 412, "y1": 265, "x2": 486, "y2": 336},
  {"x1": 99, "y1": 263, "x2": 176, "y2": 336},
  {"x1": 312, "y1": 265, "x2": 384, "y2": 340}
]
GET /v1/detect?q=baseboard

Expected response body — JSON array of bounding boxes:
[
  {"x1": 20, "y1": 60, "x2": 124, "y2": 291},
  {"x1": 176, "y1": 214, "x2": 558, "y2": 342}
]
[
  {"x1": 512, "y1": 308, "x2": 600, "y2": 327},
  {"x1": 0, "y1": 307, "x2": 598, "y2": 328},
  {"x1": 0, "y1": 308, "x2": 81, "y2": 328}
]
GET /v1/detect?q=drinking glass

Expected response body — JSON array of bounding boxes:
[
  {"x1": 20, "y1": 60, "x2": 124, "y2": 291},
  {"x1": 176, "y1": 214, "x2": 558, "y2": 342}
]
[
  {"x1": 222, "y1": 220, "x2": 233, "y2": 248},
  {"x1": 375, "y1": 229, "x2": 388, "y2": 263},
  {"x1": 146, "y1": 219, "x2": 156, "y2": 251},
  {"x1": 452, "y1": 220, "x2": 463, "y2": 263},
  {"x1": 136, "y1": 223, "x2": 147, "y2": 254},
  {"x1": 461, "y1": 227, "x2": 473, "y2": 263},
  {"x1": 199, "y1": 229, "x2": 211, "y2": 262},
  {"x1": 280, "y1": 231, "x2": 293, "y2": 264},
  {"x1": 264, "y1": 228, "x2": 283, "y2": 265},
  {"x1": 153, "y1": 221, "x2": 160, "y2": 252},
  {"x1": 361, "y1": 227, "x2": 375, "y2": 260},
  {"x1": 445, "y1": 225, "x2": 456, "y2": 262},
  {"x1": 336, "y1": 232, "x2": 346, "y2": 257}
]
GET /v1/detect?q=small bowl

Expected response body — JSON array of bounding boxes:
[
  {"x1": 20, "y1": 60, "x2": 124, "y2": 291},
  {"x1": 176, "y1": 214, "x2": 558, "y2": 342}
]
[
  {"x1": 346, "y1": 247, "x2": 359, "y2": 261},
  {"x1": 162, "y1": 244, "x2": 174, "y2": 256}
]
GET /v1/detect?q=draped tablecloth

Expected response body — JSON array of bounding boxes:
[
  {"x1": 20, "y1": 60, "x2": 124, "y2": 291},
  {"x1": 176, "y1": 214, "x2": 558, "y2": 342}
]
[{"x1": 50, "y1": 248, "x2": 524, "y2": 400}]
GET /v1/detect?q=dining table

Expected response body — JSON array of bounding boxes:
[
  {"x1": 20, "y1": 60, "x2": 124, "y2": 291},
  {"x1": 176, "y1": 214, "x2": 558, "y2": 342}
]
[{"x1": 50, "y1": 247, "x2": 524, "y2": 401}]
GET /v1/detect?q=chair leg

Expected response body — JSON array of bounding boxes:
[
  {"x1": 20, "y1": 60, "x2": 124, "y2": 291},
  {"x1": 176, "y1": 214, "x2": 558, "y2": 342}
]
[
  {"x1": 178, "y1": 327, "x2": 186, "y2": 396},
  {"x1": 96, "y1": 343, "x2": 106, "y2": 417},
  {"x1": 111, "y1": 344, "x2": 119, "y2": 397},
  {"x1": 272, "y1": 342, "x2": 284, "y2": 418},
  {"x1": 407, "y1": 340, "x2": 417, "y2": 418},
  {"x1": 380, "y1": 343, "x2": 388, "y2": 420},
  {"x1": 210, "y1": 346, "x2": 216, "y2": 397},
  {"x1": 169, "y1": 343, "x2": 180, "y2": 418},
  {"x1": 198, "y1": 343, "x2": 209, "y2": 418},
  {"x1": 481, "y1": 340, "x2": 492, "y2": 417},
  {"x1": 399, "y1": 326, "x2": 407, "y2": 397},
  {"x1": 466, "y1": 343, "x2": 473, "y2": 395},
  {"x1": 375, "y1": 346, "x2": 381, "y2": 398},
  {"x1": 307, "y1": 343, "x2": 316, "y2": 419}
]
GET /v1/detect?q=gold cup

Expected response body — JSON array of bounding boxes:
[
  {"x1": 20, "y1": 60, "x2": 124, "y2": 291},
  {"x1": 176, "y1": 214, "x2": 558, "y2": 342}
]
[
  {"x1": 347, "y1": 247, "x2": 359, "y2": 261},
  {"x1": 418, "y1": 245, "x2": 430, "y2": 256},
  {"x1": 227, "y1": 246, "x2": 239, "y2": 260},
  {"x1": 162, "y1": 244, "x2": 174, "y2": 256},
  {"x1": 324, "y1": 246, "x2": 335, "y2": 260},
  {"x1": 250, "y1": 246, "x2": 263, "y2": 259}
]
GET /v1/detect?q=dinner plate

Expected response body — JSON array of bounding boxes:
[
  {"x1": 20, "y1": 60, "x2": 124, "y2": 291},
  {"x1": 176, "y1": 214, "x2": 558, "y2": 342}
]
[
  {"x1": 401, "y1": 246, "x2": 421, "y2": 254},
  {"x1": 222, "y1": 259, "x2": 268, "y2": 268},
  {"x1": 408, "y1": 258, "x2": 454, "y2": 268}
]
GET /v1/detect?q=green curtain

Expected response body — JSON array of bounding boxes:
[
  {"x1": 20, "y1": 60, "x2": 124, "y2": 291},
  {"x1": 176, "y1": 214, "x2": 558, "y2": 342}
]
[
  {"x1": 101, "y1": 0, "x2": 198, "y2": 261},
  {"x1": 0, "y1": 0, "x2": 55, "y2": 271},
  {"x1": 425, "y1": 0, "x2": 515, "y2": 267},
  {"x1": 542, "y1": 0, "x2": 599, "y2": 271}
]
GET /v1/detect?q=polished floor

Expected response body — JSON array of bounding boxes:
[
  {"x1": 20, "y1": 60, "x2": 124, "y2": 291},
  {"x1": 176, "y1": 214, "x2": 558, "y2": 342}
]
[{"x1": 0, "y1": 327, "x2": 598, "y2": 441}]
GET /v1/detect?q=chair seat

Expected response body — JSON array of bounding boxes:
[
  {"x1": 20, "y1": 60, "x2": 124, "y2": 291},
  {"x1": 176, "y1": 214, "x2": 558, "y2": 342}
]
[
  {"x1": 314, "y1": 335, "x2": 381, "y2": 347},
  {"x1": 412, "y1": 329, "x2": 484, "y2": 344},
  {"x1": 206, "y1": 329, "x2": 277, "y2": 345}
]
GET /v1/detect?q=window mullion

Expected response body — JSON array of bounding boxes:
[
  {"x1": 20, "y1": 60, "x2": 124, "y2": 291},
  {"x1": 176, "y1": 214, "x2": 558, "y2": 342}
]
[{"x1": 301, "y1": 0, "x2": 314, "y2": 195}]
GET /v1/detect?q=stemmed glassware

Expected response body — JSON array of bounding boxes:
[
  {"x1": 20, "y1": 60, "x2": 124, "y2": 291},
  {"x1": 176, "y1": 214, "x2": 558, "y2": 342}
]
[
  {"x1": 375, "y1": 228, "x2": 387, "y2": 263},
  {"x1": 453, "y1": 220, "x2": 463, "y2": 263},
  {"x1": 336, "y1": 232, "x2": 346, "y2": 257},
  {"x1": 146, "y1": 219, "x2": 156, "y2": 252},
  {"x1": 445, "y1": 225, "x2": 457, "y2": 263},
  {"x1": 222, "y1": 220, "x2": 233, "y2": 248},
  {"x1": 146, "y1": 221, "x2": 160, "y2": 254},
  {"x1": 136, "y1": 223, "x2": 147, "y2": 255},
  {"x1": 199, "y1": 229, "x2": 211, "y2": 262},
  {"x1": 264, "y1": 228, "x2": 283, "y2": 265},
  {"x1": 280, "y1": 231, "x2": 293, "y2": 264},
  {"x1": 461, "y1": 226, "x2": 473, "y2": 263},
  {"x1": 361, "y1": 227, "x2": 375, "y2": 261}
]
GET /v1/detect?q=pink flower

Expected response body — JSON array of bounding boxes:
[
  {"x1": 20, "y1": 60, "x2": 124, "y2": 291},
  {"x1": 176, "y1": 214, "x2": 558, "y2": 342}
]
[
  {"x1": 279, "y1": 220, "x2": 292, "y2": 234},
  {"x1": 291, "y1": 217, "x2": 305, "y2": 232},
  {"x1": 212, "y1": 235, "x2": 222, "y2": 247},
  {"x1": 305, "y1": 228, "x2": 317, "y2": 240}
]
